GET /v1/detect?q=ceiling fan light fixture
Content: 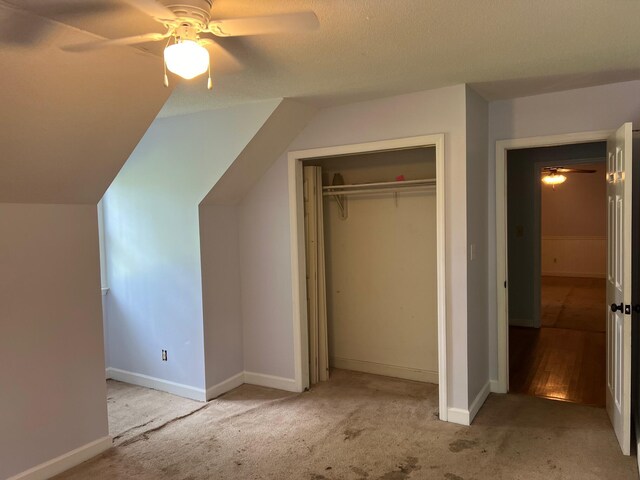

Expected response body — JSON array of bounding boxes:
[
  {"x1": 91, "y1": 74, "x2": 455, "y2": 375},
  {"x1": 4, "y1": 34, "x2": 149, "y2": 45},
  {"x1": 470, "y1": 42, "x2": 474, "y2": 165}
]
[
  {"x1": 164, "y1": 39, "x2": 209, "y2": 80},
  {"x1": 541, "y1": 173, "x2": 567, "y2": 186}
]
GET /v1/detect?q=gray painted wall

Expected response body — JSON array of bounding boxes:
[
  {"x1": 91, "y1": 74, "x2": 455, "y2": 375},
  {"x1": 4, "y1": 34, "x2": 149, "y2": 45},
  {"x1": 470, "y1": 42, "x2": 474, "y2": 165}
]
[
  {"x1": 199, "y1": 100, "x2": 316, "y2": 389},
  {"x1": 238, "y1": 85, "x2": 474, "y2": 410},
  {"x1": 0, "y1": 204, "x2": 108, "y2": 479},
  {"x1": 488, "y1": 80, "x2": 640, "y2": 380},
  {"x1": 199, "y1": 205, "x2": 245, "y2": 387},
  {"x1": 102, "y1": 100, "x2": 280, "y2": 390},
  {"x1": 239, "y1": 156, "x2": 296, "y2": 379},
  {"x1": 465, "y1": 87, "x2": 490, "y2": 404}
]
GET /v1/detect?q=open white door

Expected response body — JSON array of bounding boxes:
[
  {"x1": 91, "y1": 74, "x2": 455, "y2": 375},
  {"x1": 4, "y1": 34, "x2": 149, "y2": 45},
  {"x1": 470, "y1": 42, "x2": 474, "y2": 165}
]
[{"x1": 606, "y1": 122, "x2": 633, "y2": 455}]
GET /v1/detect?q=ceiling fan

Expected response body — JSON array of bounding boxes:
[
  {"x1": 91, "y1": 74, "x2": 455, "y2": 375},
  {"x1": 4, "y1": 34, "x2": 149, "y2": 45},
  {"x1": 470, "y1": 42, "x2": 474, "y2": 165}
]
[
  {"x1": 541, "y1": 166, "x2": 596, "y2": 186},
  {"x1": 60, "y1": 0, "x2": 319, "y2": 89}
]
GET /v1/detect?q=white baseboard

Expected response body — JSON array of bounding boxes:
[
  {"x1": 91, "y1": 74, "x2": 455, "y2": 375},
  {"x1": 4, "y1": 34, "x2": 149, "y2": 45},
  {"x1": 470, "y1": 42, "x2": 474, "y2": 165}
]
[
  {"x1": 105, "y1": 368, "x2": 299, "y2": 402},
  {"x1": 7, "y1": 436, "x2": 112, "y2": 480},
  {"x1": 331, "y1": 356, "x2": 438, "y2": 384},
  {"x1": 244, "y1": 371, "x2": 300, "y2": 392},
  {"x1": 106, "y1": 367, "x2": 206, "y2": 402},
  {"x1": 105, "y1": 368, "x2": 111, "y2": 380},
  {"x1": 541, "y1": 271, "x2": 605, "y2": 279},
  {"x1": 508, "y1": 318, "x2": 540, "y2": 328},
  {"x1": 446, "y1": 381, "x2": 491, "y2": 426},
  {"x1": 446, "y1": 407, "x2": 470, "y2": 426},
  {"x1": 468, "y1": 381, "x2": 491, "y2": 423},
  {"x1": 635, "y1": 416, "x2": 640, "y2": 473},
  {"x1": 490, "y1": 379, "x2": 505, "y2": 393},
  {"x1": 206, "y1": 372, "x2": 245, "y2": 400}
]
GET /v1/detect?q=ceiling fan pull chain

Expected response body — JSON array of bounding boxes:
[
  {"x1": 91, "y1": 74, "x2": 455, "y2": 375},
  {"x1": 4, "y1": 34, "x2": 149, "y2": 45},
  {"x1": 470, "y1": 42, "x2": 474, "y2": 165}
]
[
  {"x1": 207, "y1": 61, "x2": 213, "y2": 90},
  {"x1": 163, "y1": 35, "x2": 173, "y2": 88}
]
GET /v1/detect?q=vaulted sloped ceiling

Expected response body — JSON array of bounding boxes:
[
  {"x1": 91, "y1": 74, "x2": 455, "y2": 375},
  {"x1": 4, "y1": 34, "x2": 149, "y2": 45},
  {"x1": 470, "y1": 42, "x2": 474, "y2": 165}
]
[
  {"x1": 3, "y1": 0, "x2": 640, "y2": 201},
  {"x1": 200, "y1": 99, "x2": 317, "y2": 206},
  {"x1": 0, "y1": 3, "x2": 172, "y2": 204}
]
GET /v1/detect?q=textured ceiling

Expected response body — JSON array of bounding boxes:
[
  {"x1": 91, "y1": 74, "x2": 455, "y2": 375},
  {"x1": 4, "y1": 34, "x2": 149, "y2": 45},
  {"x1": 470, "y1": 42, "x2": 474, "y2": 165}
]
[{"x1": 3, "y1": 0, "x2": 640, "y2": 119}]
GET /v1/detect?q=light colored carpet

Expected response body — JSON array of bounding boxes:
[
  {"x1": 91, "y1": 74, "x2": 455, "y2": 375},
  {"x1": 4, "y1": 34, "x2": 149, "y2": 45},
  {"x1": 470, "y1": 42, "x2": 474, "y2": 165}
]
[
  {"x1": 541, "y1": 276, "x2": 606, "y2": 332},
  {"x1": 107, "y1": 379, "x2": 205, "y2": 445},
  {"x1": 55, "y1": 370, "x2": 637, "y2": 480}
]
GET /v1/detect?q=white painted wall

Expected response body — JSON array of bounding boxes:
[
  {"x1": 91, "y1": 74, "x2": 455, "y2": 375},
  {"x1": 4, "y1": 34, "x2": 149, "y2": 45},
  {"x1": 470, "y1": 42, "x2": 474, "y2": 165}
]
[
  {"x1": 239, "y1": 85, "x2": 473, "y2": 410},
  {"x1": 199, "y1": 205, "x2": 244, "y2": 388},
  {"x1": 542, "y1": 162, "x2": 607, "y2": 277},
  {"x1": 239, "y1": 156, "x2": 296, "y2": 379},
  {"x1": 199, "y1": 100, "x2": 316, "y2": 392},
  {"x1": 0, "y1": 204, "x2": 108, "y2": 479},
  {"x1": 319, "y1": 151, "x2": 438, "y2": 383},
  {"x1": 542, "y1": 237, "x2": 606, "y2": 277},
  {"x1": 465, "y1": 87, "x2": 489, "y2": 404},
  {"x1": 488, "y1": 80, "x2": 640, "y2": 379},
  {"x1": 325, "y1": 193, "x2": 438, "y2": 382},
  {"x1": 542, "y1": 162, "x2": 606, "y2": 237},
  {"x1": 102, "y1": 100, "x2": 281, "y2": 392}
]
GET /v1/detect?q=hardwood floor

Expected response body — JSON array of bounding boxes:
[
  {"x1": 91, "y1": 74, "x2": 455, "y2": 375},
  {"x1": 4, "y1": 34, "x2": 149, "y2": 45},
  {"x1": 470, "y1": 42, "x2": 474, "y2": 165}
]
[
  {"x1": 509, "y1": 276, "x2": 606, "y2": 407},
  {"x1": 540, "y1": 276, "x2": 606, "y2": 332}
]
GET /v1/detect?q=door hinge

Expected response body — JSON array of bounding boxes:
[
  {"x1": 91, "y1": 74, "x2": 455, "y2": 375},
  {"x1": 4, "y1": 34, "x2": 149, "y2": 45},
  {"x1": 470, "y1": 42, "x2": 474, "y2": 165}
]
[{"x1": 504, "y1": 281, "x2": 507, "y2": 288}]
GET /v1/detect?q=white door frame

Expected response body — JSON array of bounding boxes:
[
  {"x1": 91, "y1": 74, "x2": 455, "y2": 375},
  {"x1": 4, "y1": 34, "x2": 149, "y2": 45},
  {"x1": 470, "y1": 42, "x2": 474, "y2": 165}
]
[
  {"x1": 288, "y1": 134, "x2": 448, "y2": 420},
  {"x1": 495, "y1": 129, "x2": 612, "y2": 393}
]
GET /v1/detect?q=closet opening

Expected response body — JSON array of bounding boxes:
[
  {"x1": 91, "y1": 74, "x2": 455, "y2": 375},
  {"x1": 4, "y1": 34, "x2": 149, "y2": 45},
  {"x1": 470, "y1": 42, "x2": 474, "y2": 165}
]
[{"x1": 288, "y1": 135, "x2": 447, "y2": 421}]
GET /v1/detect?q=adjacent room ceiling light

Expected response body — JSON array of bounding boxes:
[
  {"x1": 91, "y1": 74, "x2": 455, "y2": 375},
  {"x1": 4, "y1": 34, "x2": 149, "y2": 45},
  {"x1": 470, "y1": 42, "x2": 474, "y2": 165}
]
[
  {"x1": 541, "y1": 173, "x2": 567, "y2": 186},
  {"x1": 164, "y1": 39, "x2": 209, "y2": 80}
]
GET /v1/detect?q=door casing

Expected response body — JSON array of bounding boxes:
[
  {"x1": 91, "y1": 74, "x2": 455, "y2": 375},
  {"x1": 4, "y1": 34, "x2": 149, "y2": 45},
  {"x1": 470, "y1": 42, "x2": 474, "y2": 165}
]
[
  {"x1": 494, "y1": 130, "x2": 613, "y2": 394},
  {"x1": 287, "y1": 134, "x2": 448, "y2": 420}
]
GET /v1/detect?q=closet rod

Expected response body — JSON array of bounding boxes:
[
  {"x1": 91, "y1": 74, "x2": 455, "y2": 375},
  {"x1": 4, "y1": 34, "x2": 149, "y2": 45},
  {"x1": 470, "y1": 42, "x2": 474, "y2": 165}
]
[
  {"x1": 323, "y1": 185, "x2": 435, "y2": 197},
  {"x1": 323, "y1": 178, "x2": 435, "y2": 192}
]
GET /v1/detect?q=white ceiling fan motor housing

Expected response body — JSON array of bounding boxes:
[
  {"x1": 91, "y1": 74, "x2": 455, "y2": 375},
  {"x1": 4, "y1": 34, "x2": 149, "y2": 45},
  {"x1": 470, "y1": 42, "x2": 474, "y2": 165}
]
[{"x1": 163, "y1": 0, "x2": 213, "y2": 29}]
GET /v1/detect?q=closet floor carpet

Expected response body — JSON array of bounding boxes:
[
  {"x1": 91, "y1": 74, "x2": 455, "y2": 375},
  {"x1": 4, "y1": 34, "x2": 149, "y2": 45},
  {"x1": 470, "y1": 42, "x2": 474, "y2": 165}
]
[{"x1": 54, "y1": 369, "x2": 636, "y2": 480}]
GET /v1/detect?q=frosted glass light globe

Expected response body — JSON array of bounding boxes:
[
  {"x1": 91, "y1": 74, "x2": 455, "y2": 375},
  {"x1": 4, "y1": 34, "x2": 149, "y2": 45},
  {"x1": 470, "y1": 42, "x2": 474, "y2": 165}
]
[
  {"x1": 164, "y1": 40, "x2": 209, "y2": 80},
  {"x1": 541, "y1": 174, "x2": 567, "y2": 186}
]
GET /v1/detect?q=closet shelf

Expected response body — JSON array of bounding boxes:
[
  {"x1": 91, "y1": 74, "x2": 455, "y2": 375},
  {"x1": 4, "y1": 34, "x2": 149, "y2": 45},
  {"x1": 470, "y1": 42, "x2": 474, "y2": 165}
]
[{"x1": 322, "y1": 178, "x2": 436, "y2": 197}]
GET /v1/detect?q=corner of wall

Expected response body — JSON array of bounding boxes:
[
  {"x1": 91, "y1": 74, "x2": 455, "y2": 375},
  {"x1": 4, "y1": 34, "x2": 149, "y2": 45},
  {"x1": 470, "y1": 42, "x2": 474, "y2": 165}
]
[
  {"x1": 200, "y1": 99, "x2": 317, "y2": 391},
  {"x1": 464, "y1": 85, "x2": 491, "y2": 408}
]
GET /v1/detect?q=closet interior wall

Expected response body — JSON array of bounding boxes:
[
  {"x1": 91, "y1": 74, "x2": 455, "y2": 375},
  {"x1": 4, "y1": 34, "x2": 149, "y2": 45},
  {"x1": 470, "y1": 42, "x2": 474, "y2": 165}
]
[{"x1": 305, "y1": 147, "x2": 439, "y2": 384}]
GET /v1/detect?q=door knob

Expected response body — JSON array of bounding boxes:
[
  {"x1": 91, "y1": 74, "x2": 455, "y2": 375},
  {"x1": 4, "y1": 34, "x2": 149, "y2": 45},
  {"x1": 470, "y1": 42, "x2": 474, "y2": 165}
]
[{"x1": 611, "y1": 303, "x2": 624, "y2": 313}]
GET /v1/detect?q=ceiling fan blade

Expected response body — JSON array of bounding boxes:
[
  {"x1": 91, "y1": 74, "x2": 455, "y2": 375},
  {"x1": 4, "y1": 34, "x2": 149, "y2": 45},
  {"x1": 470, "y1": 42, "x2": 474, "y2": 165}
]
[
  {"x1": 556, "y1": 168, "x2": 597, "y2": 174},
  {"x1": 208, "y1": 11, "x2": 318, "y2": 37},
  {"x1": 1, "y1": 0, "x2": 121, "y2": 16},
  {"x1": 122, "y1": 0, "x2": 176, "y2": 21},
  {"x1": 199, "y1": 38, "x2": 243, "y2": 74},
  {"x1": 543, "y1": 166, "x2": 597, "y2": 174},
  {"x1": 62, "y1": 31, "x2": 168, "y2": 51}
]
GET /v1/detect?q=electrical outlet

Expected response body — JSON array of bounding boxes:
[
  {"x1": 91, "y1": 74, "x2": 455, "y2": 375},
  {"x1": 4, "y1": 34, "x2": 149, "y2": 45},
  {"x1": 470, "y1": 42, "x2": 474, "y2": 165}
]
[{"x1": 162, "y1": 350, "x2": 168, "y2": 361}]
